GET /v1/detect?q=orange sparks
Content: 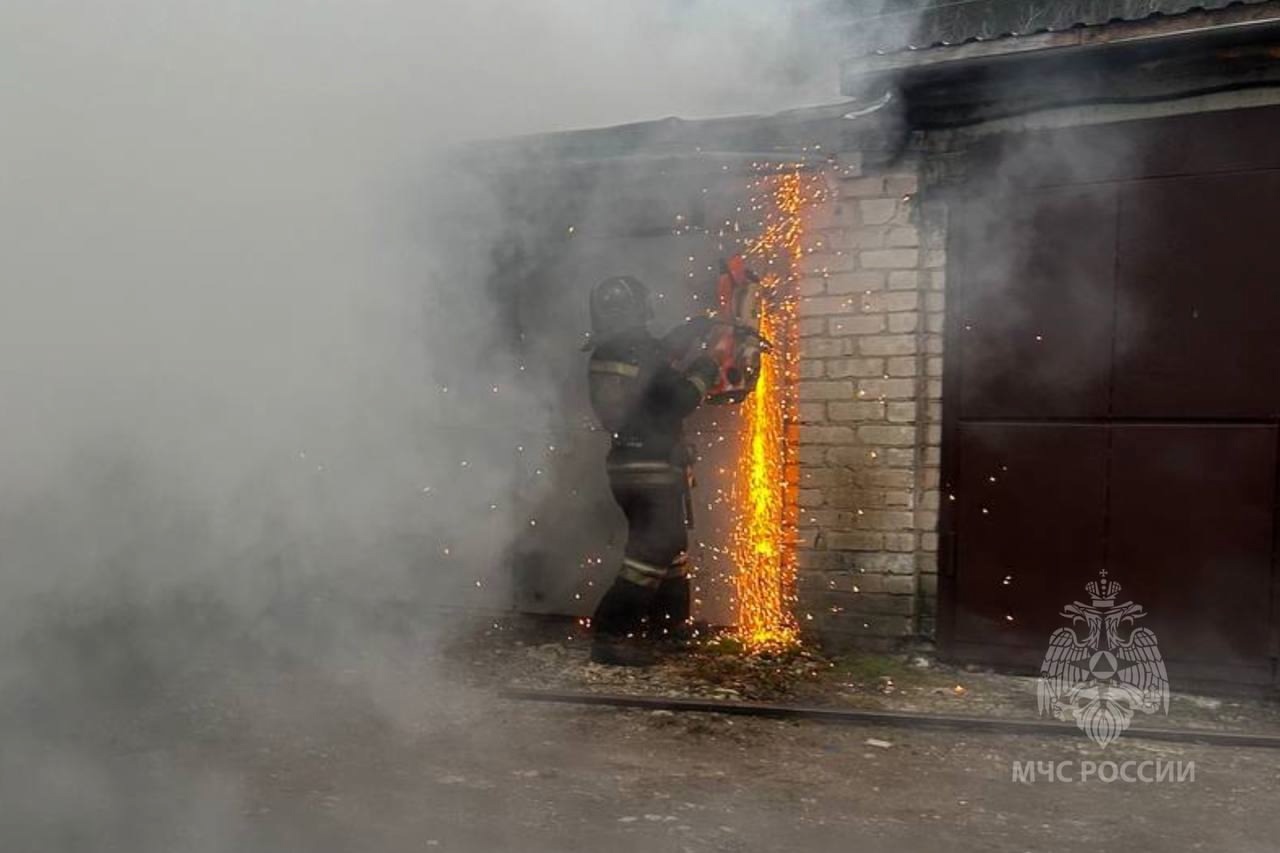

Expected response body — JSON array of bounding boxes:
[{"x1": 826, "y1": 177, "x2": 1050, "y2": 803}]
[
  {"x1": 730, "y1": 305, "x2": 796, "y2": 650},
  {"x1": 729, "y1": 168, "x2": 825, "y2": 652}
]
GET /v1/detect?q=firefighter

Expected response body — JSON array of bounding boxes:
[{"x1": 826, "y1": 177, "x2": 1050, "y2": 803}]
[{"x1": 585, "y1": 275, "x2": 720, "y2": 667}]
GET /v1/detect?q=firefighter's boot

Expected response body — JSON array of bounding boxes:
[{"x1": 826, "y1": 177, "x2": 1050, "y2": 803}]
[
  {"x1": 590, "y1": 577, "x2": 657, "y2": 667},
  {"x1": 649, "y1": 575, "x2": 691, "y2": 642}
]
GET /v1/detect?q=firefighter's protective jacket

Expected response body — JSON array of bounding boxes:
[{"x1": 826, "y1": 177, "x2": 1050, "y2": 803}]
[{"x1": 588, "y1": 328, "x2": 718, "y2": 486}]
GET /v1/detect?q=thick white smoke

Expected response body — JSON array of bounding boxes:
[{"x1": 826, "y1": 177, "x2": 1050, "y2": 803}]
[
  {"x1": 0, "y1": 1, "x2": 851, "y2": 847},
  {"x1": 0, "y1": 0, "x2": 843, "y2": 609}
]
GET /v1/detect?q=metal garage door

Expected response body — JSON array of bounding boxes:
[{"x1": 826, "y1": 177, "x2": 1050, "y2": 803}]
[{"x1": 940, "y1": 105, "x2": 1280, "y2": 687}]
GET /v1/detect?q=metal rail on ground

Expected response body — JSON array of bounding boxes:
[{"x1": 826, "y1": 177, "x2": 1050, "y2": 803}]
[{"x1": 501, "y1": 687, "x2": 1280, "y2": 749}]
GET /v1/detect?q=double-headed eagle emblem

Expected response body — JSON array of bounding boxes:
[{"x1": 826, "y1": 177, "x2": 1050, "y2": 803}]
[{"x1": 1037, "y1": 570, "x2": 1169, "y2": 747}]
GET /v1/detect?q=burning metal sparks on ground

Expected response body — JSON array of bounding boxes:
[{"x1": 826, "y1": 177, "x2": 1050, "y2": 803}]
[{"x1": 728, "y1": 167, "x2": 826, "y2": 652}]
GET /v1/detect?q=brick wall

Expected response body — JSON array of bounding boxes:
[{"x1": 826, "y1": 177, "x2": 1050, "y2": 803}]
[{"x1": 795, "y1": 149, "x2": 946, "y2": 651}]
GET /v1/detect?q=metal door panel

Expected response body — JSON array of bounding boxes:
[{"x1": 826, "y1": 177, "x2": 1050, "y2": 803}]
[
  {"x1": 952, "y1": 423, "x2": 1109, "y2": 646},
  {"x1": 1113, "y1": 171, "x2": 1280, "y2": 416},
  {"x1": 1106, "y1": 425, "x2": 1275, "y2": 673},
  {"x1": 942, "y1": 106, "x2": 1280, "y2": 686},
  {"x1": 954, "y1": 186, "x2": 1117, "y2": 418}
]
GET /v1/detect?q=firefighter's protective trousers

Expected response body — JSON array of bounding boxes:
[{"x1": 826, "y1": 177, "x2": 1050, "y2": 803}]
[{"x1": 586, "y1": 327, "x2": 716, "y2": 638}]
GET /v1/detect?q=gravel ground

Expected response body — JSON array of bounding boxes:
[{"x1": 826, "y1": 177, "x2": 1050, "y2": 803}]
[{"x1": 467, "y1": 620, "x2": 1280, "y2": 735}]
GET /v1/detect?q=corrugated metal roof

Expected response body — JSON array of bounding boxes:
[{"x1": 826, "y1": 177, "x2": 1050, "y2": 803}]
[
  {"x1": 835, "y1": 0, "x2": 1278, "y2": 55},
  {"x1": 467, "y1": 102, "x2": 860, "y2": 169}
]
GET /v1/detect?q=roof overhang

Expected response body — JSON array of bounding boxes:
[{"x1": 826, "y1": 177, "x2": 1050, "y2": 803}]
[{"x1": 842, "y1": 3, "x2": 1280, "y2": 101}]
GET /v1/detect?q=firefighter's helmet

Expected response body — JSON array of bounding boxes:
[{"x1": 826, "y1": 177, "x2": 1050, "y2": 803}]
[{"x1": 589, "y1": 276, "x2": 652, "y2": 339}]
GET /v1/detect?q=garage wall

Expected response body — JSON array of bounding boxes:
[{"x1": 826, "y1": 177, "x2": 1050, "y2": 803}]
[{"x1": 793, "y1": 152, "x2": 946, "y2": 651}]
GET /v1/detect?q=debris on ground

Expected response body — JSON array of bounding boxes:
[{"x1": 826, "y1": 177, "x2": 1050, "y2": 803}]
[{"x1": 448, "y1": 617, "x2": 1280, "y2": 736}]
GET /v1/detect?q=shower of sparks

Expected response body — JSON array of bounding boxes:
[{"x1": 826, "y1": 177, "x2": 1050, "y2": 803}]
[
  {"x1": 729, "y1": 306, "x2": 795, "y2": 650},
  {"x1": 729, "y1": 167, "x2": 826, "y2": 652}
]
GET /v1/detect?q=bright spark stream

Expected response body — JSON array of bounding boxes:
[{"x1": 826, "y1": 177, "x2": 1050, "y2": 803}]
[{"x1": 729, "y1": 168, "x2": 825, "y2": 651}]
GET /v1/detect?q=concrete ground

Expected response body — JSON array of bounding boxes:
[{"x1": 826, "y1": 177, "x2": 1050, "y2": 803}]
[{"x1": 4, "y1": 640, "x2": 1277, "y2": 853}]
